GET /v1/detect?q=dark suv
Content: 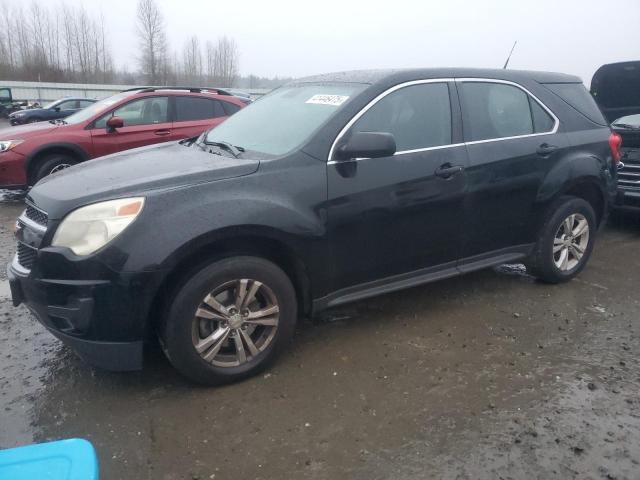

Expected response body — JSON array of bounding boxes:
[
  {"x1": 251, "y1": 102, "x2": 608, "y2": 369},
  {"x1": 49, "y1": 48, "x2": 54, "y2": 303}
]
[
  {"x1": 8, "y1": 68, "x2": 618, "y2": 385},
  {"x1": 8, "y1": 97, "x2": 97, "y2": 126}
]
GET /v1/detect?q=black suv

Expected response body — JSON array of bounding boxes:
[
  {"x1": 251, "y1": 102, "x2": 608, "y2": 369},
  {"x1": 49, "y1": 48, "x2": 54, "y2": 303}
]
[{"x1": 8, "y1": 68, "x2": 618, "y2": 385}]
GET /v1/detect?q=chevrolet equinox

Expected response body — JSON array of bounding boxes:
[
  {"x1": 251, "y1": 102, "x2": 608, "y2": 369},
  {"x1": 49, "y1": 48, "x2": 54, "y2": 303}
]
[{"x1": 8, "y1": 68, "x2": 619, "y2": 385}]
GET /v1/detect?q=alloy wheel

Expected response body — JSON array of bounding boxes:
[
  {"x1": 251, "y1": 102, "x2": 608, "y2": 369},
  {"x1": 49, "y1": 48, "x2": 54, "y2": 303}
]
[
  {"x1": 553, "y1": 213, "x2": 589, "y2": 271},
  {"x1": 49, "y1": 163, "x2": 72, "y2": 175},
  {"x1": 191, "y1": 279, "x2": 280, "y2": 367}
]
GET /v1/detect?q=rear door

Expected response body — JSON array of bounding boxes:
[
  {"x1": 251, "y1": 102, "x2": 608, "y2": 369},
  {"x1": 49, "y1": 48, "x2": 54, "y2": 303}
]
[
  {"x1": 457, "y1": 79, "x2": 569, "y2": 263},
  {"x1": 327, "y1": 81, "x2": 468, "y2": 291},
  {"x1": 90, "y1": 96, "x2": 171, "y2": 157},
  {"x1": 171, "y1": 96, "x2": 228, "y2": 140}
]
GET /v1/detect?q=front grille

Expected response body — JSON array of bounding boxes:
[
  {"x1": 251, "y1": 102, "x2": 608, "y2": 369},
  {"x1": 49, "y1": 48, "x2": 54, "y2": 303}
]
[
  {"x1": 17, "y1": 243, "x2": 37, "y2": 270},
  {"x1": 617, "y1": 148, "x2": 640, "y2": 191},
  {"x1": 24, "y1": 203, "x2": 48, "y2": 226}
]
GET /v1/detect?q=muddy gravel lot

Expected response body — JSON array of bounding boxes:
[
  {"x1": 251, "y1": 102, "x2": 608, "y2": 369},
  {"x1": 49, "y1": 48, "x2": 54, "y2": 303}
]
[{"x1": 1, "y1": 192, "x2": 640, "y2": 479}]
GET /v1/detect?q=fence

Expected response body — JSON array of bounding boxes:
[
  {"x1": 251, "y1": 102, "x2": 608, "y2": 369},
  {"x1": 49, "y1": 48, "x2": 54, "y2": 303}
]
[{"x1": 0, "y1": 80, "x2": 269, "y2": 103}]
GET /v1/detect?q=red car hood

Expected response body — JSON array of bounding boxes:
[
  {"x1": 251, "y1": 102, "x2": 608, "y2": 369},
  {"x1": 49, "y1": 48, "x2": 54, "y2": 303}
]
[{"x1": 0, "y1": 120, "x2": 58, "y2": 138}]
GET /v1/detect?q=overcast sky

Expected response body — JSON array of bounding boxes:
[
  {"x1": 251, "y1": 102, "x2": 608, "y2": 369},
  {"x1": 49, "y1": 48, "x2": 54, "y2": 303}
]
[{"x1": 60, "y1": 0, "x2": 639, "y2": 84}]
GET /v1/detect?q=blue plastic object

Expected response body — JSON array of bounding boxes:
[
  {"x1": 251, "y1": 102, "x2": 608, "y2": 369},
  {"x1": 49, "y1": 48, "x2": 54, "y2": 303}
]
[{"x1": 0, "y1": 438, "x2": 98, "y2": 480}]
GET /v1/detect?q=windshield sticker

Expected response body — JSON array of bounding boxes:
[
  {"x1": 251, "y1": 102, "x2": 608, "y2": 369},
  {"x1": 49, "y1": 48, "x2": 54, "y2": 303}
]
[{"x1": 305, "y1": 94, "x2": 349, "y2": 106}]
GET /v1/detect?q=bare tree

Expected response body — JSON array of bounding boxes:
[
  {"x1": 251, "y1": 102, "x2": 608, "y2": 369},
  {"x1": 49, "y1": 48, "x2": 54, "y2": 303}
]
[
  {"x1": 183, "y1": 36, "x2": 202, "y2": 85},
  {"x1": 212, "y1": 36, "x2": 239, "y2": 87},
  {"x1": 136, "y1": 0, "x2": 166, "y2": 84}
]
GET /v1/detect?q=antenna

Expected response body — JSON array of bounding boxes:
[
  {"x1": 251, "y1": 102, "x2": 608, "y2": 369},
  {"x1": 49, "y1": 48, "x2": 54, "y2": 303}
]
[{"x1": 503, "y1": 41, "x2": 518, "y2": 69}]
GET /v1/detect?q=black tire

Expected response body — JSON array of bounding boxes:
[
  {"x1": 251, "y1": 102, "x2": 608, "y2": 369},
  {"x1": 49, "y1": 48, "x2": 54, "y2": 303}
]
[
  {"x1": 525, "y1": 196, "x2": 596, "y2": 283},
  {"x1": 161, "y1": 256, "x2": 297, "y2": 385},
  {"x1": 32, "y1": 154, "x2": 77, "y2": 184}
]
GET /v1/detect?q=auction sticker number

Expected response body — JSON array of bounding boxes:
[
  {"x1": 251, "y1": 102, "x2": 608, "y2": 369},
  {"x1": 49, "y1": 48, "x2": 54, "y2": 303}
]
[{"x1": 306, "y1": 94, "x2": 349, "y2": 106}]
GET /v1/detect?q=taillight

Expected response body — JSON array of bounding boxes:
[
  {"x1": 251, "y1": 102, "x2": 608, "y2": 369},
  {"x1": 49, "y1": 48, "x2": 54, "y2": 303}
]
[{"x1": 609, "y1": 132, "x2": 622, "y2": 165}]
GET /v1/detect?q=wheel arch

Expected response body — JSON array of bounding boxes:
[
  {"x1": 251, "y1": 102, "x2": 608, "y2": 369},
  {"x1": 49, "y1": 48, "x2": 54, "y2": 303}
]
[
  {"x1": 146, "y1": 231, "x2": 312, "y2": 339},
  {"x1": 560, "y1": 178, "x2": 606, "y2": 227},
  {"x1": 26, "y1": 143, "x2": 89, "y2": 184}
]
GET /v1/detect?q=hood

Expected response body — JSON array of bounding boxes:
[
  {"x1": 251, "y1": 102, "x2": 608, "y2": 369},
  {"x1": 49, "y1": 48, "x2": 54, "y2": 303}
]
[
  {"x1": 9, "y1": 107, "x2": 47, "y2": 117},
  {"x1": 28, "y1": 141, "x2": 260, "y2": 219},
  {"x1": 591, "y1": 61, "x2": 640, "y2": 123},
  {"x1": 0, "y1": 120, "x2": 57, "y2": 138}
]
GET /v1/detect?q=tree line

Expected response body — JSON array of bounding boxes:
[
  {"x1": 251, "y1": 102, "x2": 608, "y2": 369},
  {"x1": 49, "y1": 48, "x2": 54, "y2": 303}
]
[{"x1": 0, "y1": 0, "x2": 292, "y2": 89}]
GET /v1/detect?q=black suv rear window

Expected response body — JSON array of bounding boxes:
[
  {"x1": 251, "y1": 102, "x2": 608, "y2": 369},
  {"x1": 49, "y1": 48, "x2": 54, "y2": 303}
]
[{"x1": 543, "y1": 83, "x2": 607, "y2": 126}]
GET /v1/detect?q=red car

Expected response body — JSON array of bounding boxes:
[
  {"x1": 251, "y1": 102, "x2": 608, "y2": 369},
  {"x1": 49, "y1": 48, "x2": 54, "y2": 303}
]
[{"x1": 0, "y1": 87, "x2": 245, "y2": 188}]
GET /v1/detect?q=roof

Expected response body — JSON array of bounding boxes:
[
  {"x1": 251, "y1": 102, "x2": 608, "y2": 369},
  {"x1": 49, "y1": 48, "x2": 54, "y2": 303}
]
[{"x1": 292, "y1": 68, "x2": 582, "y2": 86}]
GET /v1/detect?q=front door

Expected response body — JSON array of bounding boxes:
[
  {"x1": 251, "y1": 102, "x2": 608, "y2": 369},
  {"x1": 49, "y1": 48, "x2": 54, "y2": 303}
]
[
  {"x1": 326, "y1": 81, "x2": 468, "y2": 292},
  {"x1": 90, "y1": 96, "x2": 171, "y2": 157},
  {"x1": 456, "y1": 80, "x2": 569, "y2": 261}
]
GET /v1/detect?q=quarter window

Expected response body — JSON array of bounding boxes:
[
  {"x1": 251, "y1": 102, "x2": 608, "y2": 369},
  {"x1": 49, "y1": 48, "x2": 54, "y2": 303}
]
[
  {"x1": 94, "y1": 96, "x2": 169, "y2": 128},
  {"x1": 350, "y1": 82, "x2": 452, "y2": 152},
  {"x1": 461, "y1": 82, "x2": 555, "y2": 142},
  {"x1": 175, "y1": 97, "x2": 226, "y2": 122}
]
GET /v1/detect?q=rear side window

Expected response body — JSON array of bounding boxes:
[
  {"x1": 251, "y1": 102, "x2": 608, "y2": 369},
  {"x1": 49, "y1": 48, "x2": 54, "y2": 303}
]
[
  {"x1": 175, "y1": 97, "x2": 226, "y2": 122},
  {"x1": 529, "y1": 97, "x2": 555, "y2": 133},
  {"x1": 544, "y1": 83, "x2": 607, "y2": 126},
  {"x1": 78, "y1": 100, "x2": 94, "y2": 108},
  {"x1": 351, "y1": 82, "x2": 452, "y2": 151},
  {"x1": 222, "y1": 101, "x2": 241, "y2": 116}
]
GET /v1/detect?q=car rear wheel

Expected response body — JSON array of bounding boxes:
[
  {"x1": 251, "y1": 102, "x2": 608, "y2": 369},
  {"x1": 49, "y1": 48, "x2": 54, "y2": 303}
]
[
  {"x1": 32, "y1": 154, "x2": 77, "y2": 184},
  {"x1": 160, "y1": 256, "x2": 297, "y2": 385},
  {"x1": 526, "y1": 196, "x2": 596, "y2": 283}
]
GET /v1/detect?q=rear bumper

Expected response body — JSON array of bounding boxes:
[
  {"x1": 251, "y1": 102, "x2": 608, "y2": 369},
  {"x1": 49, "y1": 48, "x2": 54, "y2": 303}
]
[{"x1": 7, "y1": 259, "x2": 164, "y2": 371}]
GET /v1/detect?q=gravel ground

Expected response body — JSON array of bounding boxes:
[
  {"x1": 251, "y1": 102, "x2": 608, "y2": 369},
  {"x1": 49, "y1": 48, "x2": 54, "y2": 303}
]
[{"x1": 1, "y1": 196, "x2": 640, "y2": 479}]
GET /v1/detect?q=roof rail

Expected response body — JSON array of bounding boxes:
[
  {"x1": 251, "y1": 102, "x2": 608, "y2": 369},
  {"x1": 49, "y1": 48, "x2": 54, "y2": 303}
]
[{"x1": 120, "y1": 86, "x2": 232, "y2": 96}]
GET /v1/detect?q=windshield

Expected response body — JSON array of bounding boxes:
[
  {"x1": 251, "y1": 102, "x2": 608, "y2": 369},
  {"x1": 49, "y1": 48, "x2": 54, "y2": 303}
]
[
  {"x1": 612, "y1": 114, "x2": 640, "y2": 128},
  {"x1": 205, "y1": 83, "x2": 366, "y2": 156},
  {"x1": 64, "y1": 91, "x2": 135, "y2": 125}
]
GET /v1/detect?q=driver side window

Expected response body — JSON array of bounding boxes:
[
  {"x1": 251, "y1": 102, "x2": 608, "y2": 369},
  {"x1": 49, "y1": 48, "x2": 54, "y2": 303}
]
[
  {"x1": 94, "y1": 97, "x2": 169, "y2": 129},
  {"x1": 350, "y1": 82, "x2": 452, "y2": 152}
]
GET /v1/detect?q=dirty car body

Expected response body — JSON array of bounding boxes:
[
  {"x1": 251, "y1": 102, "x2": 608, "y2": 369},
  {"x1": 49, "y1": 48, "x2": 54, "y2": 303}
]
[{"x1": 8, "y1": 68, "x2": 618, "y2": 383}]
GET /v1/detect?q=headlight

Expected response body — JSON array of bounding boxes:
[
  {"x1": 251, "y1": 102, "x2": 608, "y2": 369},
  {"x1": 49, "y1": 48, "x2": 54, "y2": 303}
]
[
  {"x1": 0, "y1": 140, "x2": 24, "y2": 152},
  {"x1": 13, "y1": 112, "x2": 25, "y2": 117},
  {"x1": 52, "y1": 198, "x2": 145, "y2": 256}
]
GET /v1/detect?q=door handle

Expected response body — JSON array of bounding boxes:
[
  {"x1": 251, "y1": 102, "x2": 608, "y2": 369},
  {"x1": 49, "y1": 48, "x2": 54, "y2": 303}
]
[
  {"x1": 154, "y1": 129, "x2": 171, "y2": 136},
  {"x1": 434, "y1": 163, "x2": 464, "y2": 179},
  {"x1": 536, "y1": 143, "x2": 559, "y2": 156}
]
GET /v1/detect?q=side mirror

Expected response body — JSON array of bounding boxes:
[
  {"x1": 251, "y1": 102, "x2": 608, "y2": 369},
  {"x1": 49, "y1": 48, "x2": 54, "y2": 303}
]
[
  {"x1": 106, "y1": 116, "x2": 124, "y2": 132},
  {"x1": 335, "y1": 131, "x2": 396, "y2": 161},
  {"x1": 54, "y1": 106, "x2": 60, "y2": 112}
]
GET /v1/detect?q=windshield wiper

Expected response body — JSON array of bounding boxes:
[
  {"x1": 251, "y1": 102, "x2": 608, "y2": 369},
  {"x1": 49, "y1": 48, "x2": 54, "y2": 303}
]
[
  {"x1": 612, "y1": 123, "x2": 640, "y2": 130},
  {"x1": 202, "y1": 140, "x2": 244, "y2": 158}
]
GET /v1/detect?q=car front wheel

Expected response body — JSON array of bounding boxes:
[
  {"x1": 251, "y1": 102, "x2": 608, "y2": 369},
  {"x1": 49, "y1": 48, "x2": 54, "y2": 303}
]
[
  {"x1": 526, "y1": 196, "x2": 596, "y2": 283},
  {"x1": 32, "y1": 154, "x2": 77, "y2": 184},
  {"x1": 161, "y1": 256, "x2": 297, "y2": 385}
]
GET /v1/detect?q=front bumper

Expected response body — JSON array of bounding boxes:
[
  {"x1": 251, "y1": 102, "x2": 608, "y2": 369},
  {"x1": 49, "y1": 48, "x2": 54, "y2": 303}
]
[
  {"x1": 7, "y1": 258, "x2": 165, "y2": 371},
  {"x1": 0, "y1": 150, "x2": 27, "y2": 188},
  {"x1": 614, "y1": 188, "x2": 640, "y2": 210},
  {"x1": 9, "y1": 117, "x2": 25, "y2": 126}
]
